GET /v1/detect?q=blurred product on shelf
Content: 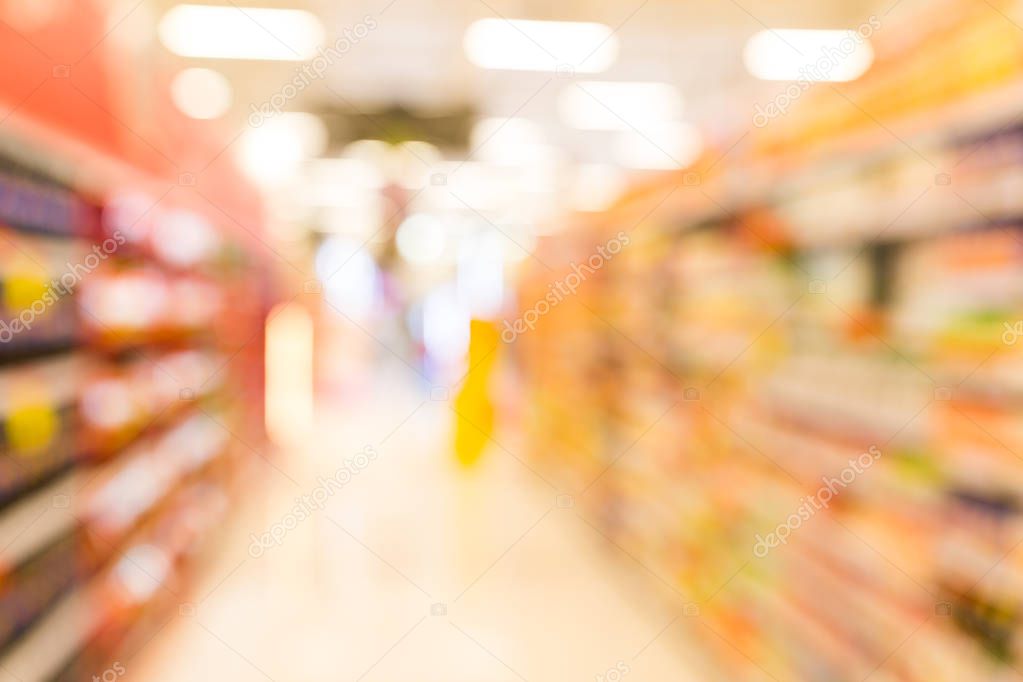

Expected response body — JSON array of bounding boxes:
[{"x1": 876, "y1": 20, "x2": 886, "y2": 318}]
[
  {"x1": 0, "y1": 356, "x2": 81, "y2": 504},
  {"x1": 0, "y1": 229, "x2": 80, "y2": 357},
  {"x1": 515, "y1": 1, "x2": 1023, "y2": 679}
]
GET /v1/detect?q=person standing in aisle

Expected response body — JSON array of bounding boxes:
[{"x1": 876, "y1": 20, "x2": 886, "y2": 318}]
[{"x1": 452, "y1": 319, "x2": 500, "y2": 468}]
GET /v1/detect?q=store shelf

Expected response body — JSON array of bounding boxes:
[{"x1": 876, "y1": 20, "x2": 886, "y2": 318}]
[
  {"x1": 0, "y1": 583, "x2": 93, "y2": 682},
  {"x1": 0, "y1": 470, "x2": 80, "y2": 572},
  {"x1": 517, "y1": 1, "x2": 1023, "y2": 679},
  {"x1": 0, "y1": 40, "x2": 264, "y2": 676},
  {"x1": 0, "y1": 476, "x2": 230, "y2": 682}
]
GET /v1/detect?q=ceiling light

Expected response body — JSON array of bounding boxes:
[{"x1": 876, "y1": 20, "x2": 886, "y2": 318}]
[
  {"x1": 471, "y1": 118, "x2": 542, "y2": 148},
  {"x1": 337, "y1": 140, "x2": 444, "y2": 189},
  {"x1": 304, "y1": 158, "x2": 385, "y2": 204},
  {"x1": 238, "y1": 113, "x2": 327, "y2": 186},
  {"x1": 470, "y1": 117, "x2": 553, "y2": 166},
  {"x1": 159, "y1": 4, "x2": 324, "y2": 60},
  {"x1": 464, "y1": 19, "x2": 617, "y2": 73},
  {"x1": 614, "y1": 122, "x2": 703, "y2": 171},
  {"x1": 396, "y1": 214, "x2": 446, "y2": 265},
  {"x1": 743, "y1": 29, "x2": 874, "y2": 82},
  {"x1": 427, "y1": 162, "x2": 505, "y2": 211},
  {"x1": 319, "y1": 202, "x2": 385, "y2": 238},
  {"x1": 170, "y1": 68, "x2": 233, "y2": 120},
  {"x1": 560, "y1": 81, "x2": 683, "y2": 131},
  {"x1": 342, "y1": 139, "x2": 393, "y2": 164}
]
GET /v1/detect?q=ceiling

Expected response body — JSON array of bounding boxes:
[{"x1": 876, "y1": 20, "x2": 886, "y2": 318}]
[
  {"x1": 84, "y1": 0, "x2": 903, "y2": 242},
  {"x1": 138, "y1": 0, "x2": 888, "y2": 156}
]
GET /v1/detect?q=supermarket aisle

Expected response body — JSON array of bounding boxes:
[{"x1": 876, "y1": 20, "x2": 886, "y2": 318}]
[{"x1": 128, "y1": 364, "x2": 700, "y2": 681}]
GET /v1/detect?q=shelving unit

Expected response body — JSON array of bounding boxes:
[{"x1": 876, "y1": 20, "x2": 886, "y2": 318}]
[
  {"x1": 0, "y1": 115, "x2": 265, "y2": 681},
  {"x1": 517, "y1": 1, "x2": 1023, "y2": 679}
]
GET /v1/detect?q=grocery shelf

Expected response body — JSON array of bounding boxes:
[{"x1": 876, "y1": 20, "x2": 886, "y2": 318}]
[
  {"x1": 633, "y1": 75, "x2": 1023, "y2": 251},
  {"x1": 0, "y1": 583, "x2": 93, "y2": 682},
  {"x1": 0, "y1": 476, "x2": 230, "y2": 682},
  {"x1": 0, "y1": 470, "x2": 80, "y2": 572},
  {"x1": 517, "y1": 1, "x2": 1023, "y2": 679},
  {"x1": 0, "y1": 26, "x2": 266, "y2": 672}
]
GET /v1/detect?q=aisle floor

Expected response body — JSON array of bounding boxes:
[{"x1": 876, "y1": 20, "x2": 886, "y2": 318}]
[{"x1": 130, "y1": 370, "x2": 699, "y2": 681}]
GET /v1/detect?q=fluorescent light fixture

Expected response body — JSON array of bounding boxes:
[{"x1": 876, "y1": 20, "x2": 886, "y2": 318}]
[
  {"x1": 560, "y1": 81, "x2": 683, "y2": 131},
  {"x1": 743, "y1": 29, "x2": 874, "y2": 82},
  {"x1": 319, "y1": 202, "x2": 386, "y2": 238},
  {"x1": 310, "y1": 157, "x2": 385, "y2": 186},
  {"x1": 159, "y1": 4, "x2": 324, "y2": 60},
  {"x1": 396, "y1": 214, "x2": 446, "y2": 265},
  {"x1": 342, "y1": 139, "x2": 393, "y2": 164},
  {"x1": 471, "y1": 118, "x2": 543, "y2": 152},
  {"x1": 238, "y1": 113, "x2": 327, "y2": 186},
  {"x1": 614, "y1": 122, "x2": 703, "y2": 171},
  {"x1": 470, "y1": 117, "x2": 556, "y2": 166},
  {"x1": 427, "y1": 162, "x2": 506, "y2": 211},
  {"x1": 337, "y1": 140, "x2": 443, "y2": 189},
  {"x1": 170, "y1": 68, "x2": 233, "y2": 119},
  {"x1": 305, "y1": 158, "x2": 385, "y2": 196},
  {"x1": 464, "y1": 18, "x2": 617, "y2": 73}
]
